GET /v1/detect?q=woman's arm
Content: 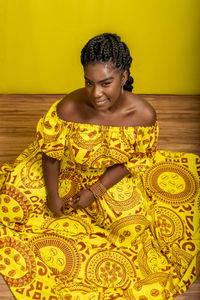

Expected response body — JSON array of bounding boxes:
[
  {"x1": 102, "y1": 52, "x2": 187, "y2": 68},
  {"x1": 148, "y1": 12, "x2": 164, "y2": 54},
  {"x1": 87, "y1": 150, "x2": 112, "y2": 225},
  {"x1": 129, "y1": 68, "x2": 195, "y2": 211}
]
[
  {"x1": 69, "y1": 164, "x2": 130, "y2": 209},
  {"x1": 42, "y1": 153, "x2": 65, "y2": 217},
  {"x1": 99, "y1": 164, "x2": 129, "y2": 189}
]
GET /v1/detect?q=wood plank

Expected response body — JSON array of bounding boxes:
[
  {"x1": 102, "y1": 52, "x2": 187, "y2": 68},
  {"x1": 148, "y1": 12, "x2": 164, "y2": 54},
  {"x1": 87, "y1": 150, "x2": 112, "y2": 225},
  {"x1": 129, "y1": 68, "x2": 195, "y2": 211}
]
[{"x1": 0, "y1": 275, "x2": 15, "y2": 299}]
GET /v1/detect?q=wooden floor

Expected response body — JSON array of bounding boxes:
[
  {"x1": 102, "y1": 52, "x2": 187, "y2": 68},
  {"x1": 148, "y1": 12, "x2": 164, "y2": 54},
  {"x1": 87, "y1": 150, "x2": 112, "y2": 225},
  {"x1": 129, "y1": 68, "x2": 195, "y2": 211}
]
[{"x1": 0, "y1": 94, "x2": 199, "y2": 299}]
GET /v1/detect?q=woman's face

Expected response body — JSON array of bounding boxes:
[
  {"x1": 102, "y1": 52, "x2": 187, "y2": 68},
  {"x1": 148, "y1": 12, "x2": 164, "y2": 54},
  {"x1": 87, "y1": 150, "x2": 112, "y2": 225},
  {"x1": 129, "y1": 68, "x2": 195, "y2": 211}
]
[{"x1": 84, "y1": 62, "x2": 128, "y2": 112}]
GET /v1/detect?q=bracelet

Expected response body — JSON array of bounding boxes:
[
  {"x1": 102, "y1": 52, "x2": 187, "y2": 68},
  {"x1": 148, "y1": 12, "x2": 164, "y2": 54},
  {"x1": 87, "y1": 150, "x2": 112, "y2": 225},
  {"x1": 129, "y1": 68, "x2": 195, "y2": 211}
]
[{"x1": 90, "y1": 181, "x2": 107, "y2": 200}]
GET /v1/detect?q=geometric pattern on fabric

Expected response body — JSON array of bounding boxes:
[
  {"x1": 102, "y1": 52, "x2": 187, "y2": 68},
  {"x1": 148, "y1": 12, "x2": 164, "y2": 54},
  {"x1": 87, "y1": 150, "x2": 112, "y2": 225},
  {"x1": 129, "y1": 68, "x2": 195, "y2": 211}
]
[{"x1": 144, "y1": 162, "x2": 199, "y2": 205}]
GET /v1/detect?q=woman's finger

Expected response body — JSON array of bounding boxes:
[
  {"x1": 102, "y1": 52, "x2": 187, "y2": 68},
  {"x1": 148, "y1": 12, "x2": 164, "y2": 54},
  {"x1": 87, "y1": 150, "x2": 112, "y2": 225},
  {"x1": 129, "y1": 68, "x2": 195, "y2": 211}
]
[
  {"x1": 69, "y1": 198, "x2": 81, "y2": 209},
  {"x1": 54, "y1": 211, "x2": 64, "y2": 217},
  {"x1": 69, "y1": 197, "x2": 79, "y2": 205},
  {"x1": 56, "y1": 206, "x2": 65, "y2": 217}
]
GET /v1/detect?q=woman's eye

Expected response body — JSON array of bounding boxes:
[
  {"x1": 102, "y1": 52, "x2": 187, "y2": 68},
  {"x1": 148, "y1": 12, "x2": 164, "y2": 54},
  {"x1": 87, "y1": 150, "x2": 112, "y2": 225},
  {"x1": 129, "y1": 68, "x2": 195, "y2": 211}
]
[
  {"x1": 102, "y1": 82, "x2": 111, "y2": 86},
  {"x1": 85, "y1": 81, "x2": 92, "y2": 86}
]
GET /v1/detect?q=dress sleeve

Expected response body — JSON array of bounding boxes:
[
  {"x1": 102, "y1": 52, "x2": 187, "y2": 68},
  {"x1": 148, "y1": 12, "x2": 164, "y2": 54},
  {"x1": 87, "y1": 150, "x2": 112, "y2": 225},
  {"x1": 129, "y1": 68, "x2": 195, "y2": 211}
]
[
  {"x1": 36, "y1": 100, "x2": 68, "y2": 160},
  {"x1": 124, "y1": 122, "x2": 158, "y2": 175}
]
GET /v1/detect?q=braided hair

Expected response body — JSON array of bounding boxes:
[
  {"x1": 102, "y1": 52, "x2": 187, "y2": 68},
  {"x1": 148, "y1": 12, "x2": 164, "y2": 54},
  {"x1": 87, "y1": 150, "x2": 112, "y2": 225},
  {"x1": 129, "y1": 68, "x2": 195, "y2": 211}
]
[{"x1": 81, "y1": 33, "x2": 134, "y2": 92}]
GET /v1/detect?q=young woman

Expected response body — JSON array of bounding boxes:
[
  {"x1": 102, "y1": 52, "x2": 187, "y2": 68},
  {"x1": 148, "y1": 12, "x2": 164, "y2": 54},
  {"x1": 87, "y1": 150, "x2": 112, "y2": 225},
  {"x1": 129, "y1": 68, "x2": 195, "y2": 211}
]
[
  {"x1": 0, "y1": 33, "x2": 199, "y2": 300},
  {"x1": 43, "y1": 34, "x2": 156, "y2": 218}
]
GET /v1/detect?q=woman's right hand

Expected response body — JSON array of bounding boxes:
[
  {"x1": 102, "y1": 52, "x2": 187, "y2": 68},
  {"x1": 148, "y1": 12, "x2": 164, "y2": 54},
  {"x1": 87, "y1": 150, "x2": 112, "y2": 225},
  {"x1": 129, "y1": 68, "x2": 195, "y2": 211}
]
[{"x1": 47, "y1": 196, "x2": 65, "y2": 217}]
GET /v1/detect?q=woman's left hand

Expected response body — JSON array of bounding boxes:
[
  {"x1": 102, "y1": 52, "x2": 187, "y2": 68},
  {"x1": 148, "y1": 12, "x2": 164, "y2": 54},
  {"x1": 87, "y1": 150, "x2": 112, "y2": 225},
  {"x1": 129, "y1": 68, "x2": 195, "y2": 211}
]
[{"x1": 69, "y1": 189, "x2": 95, "y2": 209}]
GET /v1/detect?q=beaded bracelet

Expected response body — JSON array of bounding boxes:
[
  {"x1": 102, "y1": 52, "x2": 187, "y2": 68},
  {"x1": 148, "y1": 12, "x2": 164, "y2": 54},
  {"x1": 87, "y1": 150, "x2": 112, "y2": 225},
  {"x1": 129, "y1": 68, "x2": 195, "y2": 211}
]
[{"x1": 90, "y1": 181, "x2": 107, "y2": 200}]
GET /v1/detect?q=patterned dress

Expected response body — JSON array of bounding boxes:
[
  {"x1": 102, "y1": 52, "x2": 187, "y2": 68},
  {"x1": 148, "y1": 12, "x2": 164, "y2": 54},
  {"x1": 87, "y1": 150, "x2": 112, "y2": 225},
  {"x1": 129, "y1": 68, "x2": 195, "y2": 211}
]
[{"x1": 0, "y1": 99, "x2": 199, "y2": 300}]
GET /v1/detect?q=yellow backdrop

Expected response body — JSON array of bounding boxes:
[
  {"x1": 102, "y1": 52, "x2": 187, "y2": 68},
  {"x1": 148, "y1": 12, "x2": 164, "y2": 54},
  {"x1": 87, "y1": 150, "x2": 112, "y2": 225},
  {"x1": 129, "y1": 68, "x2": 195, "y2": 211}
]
[{"x1": 0, "y1": 0, "x2": 199, "y2": 94}]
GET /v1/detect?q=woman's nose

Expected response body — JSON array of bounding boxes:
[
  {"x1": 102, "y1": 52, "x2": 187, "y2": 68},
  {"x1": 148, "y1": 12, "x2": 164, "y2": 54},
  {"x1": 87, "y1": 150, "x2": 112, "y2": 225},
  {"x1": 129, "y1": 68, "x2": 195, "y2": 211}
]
[{"x1": 92, "y1": 85, "x2": 103, "y2": 98}]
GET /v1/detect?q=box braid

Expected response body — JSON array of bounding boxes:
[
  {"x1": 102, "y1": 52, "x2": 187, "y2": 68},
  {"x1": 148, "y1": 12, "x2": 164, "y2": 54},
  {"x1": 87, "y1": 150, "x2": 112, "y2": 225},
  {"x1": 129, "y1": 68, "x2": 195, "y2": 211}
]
[{"x1": 81, "y1": 33, "x2": 134, "y2": 92}]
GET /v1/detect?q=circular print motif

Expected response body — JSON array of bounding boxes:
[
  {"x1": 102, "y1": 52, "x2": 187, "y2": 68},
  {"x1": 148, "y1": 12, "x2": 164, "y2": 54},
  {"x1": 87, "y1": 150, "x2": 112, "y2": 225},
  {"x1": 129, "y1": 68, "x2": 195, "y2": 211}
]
[
  {"x1": 105, "y1": 183, "x2": 142, "y2": 211},
  {"x1": 144, "y1": 162, "x2": 198, "y2": 204},
  {"x1": 0, "y1": 236, "x2": 36, "y2": 287},
  {"x1": 72, "y1": 129, "x2": 107, "y2": 150},
  {"x1": 155, "y1": 206, "x2": 184, "y2": 243},
  {"x1": 88, "y1": 146, "x2": 128, "y2": 169},
  {"x1": 42, "y1": 214, "x2": 92, "y2": 237},
  {"x1": 31, "y1": 234, "x2": 80, "y2": 279},
  {"x1": 0, "y1": 184, "x2": 33, "y2": 224},
  {"x1": 85, "y1": 250, "x2": 135, "y2": 288},
  {"x1": 21, "y1": 152, "x2": 44, "y2": 189}
]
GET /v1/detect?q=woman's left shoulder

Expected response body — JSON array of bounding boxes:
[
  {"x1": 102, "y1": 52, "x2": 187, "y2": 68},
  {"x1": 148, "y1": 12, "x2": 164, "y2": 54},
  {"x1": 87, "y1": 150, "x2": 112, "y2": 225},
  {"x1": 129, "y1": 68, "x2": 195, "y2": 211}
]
[{"x1": 127, "y1": 93, "x2": 157, "y2": 127}]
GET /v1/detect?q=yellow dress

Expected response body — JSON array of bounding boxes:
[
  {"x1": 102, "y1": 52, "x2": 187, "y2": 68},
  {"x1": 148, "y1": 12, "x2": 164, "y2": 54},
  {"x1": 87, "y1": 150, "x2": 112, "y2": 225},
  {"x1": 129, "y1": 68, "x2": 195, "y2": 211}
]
[{"x1": 0, "y1": 99, "x2": 199, "y2": 300}]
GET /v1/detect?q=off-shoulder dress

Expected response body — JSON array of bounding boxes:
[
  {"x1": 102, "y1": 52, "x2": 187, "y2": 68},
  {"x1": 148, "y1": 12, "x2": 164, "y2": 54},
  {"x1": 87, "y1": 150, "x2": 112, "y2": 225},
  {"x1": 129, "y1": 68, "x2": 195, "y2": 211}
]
[{"x1": 0, "y1": 99, "x2": 199, "y2": 300}]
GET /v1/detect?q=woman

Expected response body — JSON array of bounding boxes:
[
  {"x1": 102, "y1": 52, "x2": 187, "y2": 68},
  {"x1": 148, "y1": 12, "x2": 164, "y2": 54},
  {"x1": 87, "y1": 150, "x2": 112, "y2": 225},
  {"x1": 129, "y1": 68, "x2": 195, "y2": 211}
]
[
  {"x1": 0, "y1": 33, "x2": 199, "y2": 300},
  {"x1": 44, "y1": 33, "x2": 156, "y2": 218}
]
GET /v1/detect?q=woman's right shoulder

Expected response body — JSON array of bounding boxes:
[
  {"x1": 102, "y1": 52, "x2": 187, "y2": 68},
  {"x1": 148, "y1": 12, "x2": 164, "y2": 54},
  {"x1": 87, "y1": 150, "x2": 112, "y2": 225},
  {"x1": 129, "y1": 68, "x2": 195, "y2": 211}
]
[{"x1": 56, "y1": 88, "x2": 86, "y2": 121}]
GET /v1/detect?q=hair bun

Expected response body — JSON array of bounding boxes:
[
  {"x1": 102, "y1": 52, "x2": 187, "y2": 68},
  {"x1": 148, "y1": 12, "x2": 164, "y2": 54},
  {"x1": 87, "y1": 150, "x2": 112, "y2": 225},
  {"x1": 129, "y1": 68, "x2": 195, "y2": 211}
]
[{"x1": 124, "y1": 75, "x2": 134, "y2": 92}]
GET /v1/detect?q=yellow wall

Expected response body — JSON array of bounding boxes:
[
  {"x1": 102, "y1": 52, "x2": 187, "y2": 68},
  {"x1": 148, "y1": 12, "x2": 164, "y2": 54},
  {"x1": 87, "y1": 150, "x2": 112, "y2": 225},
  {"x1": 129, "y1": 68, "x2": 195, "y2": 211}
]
[{"x1": 0, "y1": 0, "x2": 199, "y2": 94}]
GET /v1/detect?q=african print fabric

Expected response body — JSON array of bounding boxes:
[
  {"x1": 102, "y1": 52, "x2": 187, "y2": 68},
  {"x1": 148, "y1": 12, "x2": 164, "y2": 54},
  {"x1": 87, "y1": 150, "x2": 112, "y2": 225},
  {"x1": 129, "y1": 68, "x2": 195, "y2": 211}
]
[{"x1": 0, "y1": 100, "x2": 199, "y2": 300}]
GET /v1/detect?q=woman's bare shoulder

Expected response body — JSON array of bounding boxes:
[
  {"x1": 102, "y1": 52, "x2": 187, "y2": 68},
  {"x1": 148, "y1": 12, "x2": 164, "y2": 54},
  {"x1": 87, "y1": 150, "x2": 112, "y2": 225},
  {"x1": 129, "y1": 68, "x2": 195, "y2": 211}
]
[
  {"x1": 56, "y1": 88, "x2": 86, "y2": 121},
  {"x1": 127, "y1": 93, "x2": 157, "y2": 127}
]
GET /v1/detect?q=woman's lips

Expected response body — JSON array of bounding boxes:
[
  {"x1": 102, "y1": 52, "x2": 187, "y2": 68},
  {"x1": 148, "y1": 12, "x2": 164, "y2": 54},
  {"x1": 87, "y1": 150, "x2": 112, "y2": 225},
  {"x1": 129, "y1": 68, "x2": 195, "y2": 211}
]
[{"x1": 94, "y1": 98, "x2": 107, "y2": 106}]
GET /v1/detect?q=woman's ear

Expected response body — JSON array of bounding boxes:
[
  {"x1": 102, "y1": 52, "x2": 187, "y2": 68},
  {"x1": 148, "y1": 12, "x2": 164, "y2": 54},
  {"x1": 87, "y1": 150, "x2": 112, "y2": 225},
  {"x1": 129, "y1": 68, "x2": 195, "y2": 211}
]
[{"x1": 121, "y1": 70, "x2": 128, "y2": 86}]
